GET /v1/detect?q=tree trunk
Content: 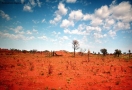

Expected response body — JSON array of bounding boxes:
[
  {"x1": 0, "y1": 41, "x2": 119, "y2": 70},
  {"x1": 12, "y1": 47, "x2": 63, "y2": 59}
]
[
  {"x1": 88, "y1": 53, "x2": 89, "y2": 62},
  {"x1": 74, "y1": 48, "x2": 75, "y2": 57}
]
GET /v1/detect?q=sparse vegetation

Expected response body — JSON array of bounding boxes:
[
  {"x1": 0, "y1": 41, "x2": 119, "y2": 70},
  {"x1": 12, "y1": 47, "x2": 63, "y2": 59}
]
[
  {"x1": 72, "y1": 40, "x2": 79, "y2": 57},
  {"x1": 79, "y1": 48, "x2": 86, "y2": 56},
  {"x1": 100, "y1": 48, "x2": 107, "y2": 56},
  {"x1": 129, "y1": 50, "x2": 131, "y2": 59},
  {"x1": 0, "y1": 48, "x2": 132, "y2": 90},
  {"x1": 114, "y1": 49, "x2": 122, "y2": 57}
]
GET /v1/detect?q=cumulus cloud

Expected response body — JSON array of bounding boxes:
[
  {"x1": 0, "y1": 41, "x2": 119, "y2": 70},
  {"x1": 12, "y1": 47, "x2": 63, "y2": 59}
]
[
  {"x1": 60, "y1": 19, "x2": 74, "y2": 28},
  {"x1": 90, "y1": 17, "x2": 103, "y2": 26},
  {"x1": 95, "y1": 5, "x2": 110, "y2": 19},
  {"x1": 110, "y1": 1, "x2": 132, "y2": 21},
  {"x1": 32, "y1": 20, "x2": 39, "y2": 24},
  {"x1": 50, "y1": 3, "x2": 67, "y2": 25},
  {"x1": 52, "y1": 31, "x2": 61, "y2": 35},
  {"x1": 41, "y1": 19, "x2": 45, "y2": 23},
  {"x1": 62, "y1": 36, "x2": 69, "y2": 40},
  {"x1": 32, "y1": 28, "x2": 38, "y2": 33},
  {"x1": 86, "y1": 26, "x2": 101, "y2": 32},
  {"x1": 57, "y1": 2, "x2": 68, "y2": 15},
  {"x1": 114, "y1": 21, "x2": 130, "y2": 30},
  {"x1": 105, "y1": 19, "x2": 115, "y2": 26},
  {"x1": 0, "y1": 31, "x2": 34, "y2": 40},
  {"x1": 38, "y1": 35, "x2": 48, "y2": 40},
  {"x1": 50, "y1": 14, "x2": 62, "y2": 25},
  {"x1": 21, "y1": 0, "x2": 25, "y2": 4},
  {"x1": 108, "y1": 30, "x2": 116, "y2": 38},
  {"x1": 64, "y1": 29, "x2": 88, "y2": 35},
  {"x1": 69, "y1": 10, "x2": 83, "y2": 21},
  {"x1": 29, "y1": 0, "x2": 36, "y2": 7},
  {"x1": 78, "y1": 24, "x2": 86, "y2": 31},
  {"x1": 93, "y1": 33, "x2": 107, "y2": 43},
  {"x1": 61, "y1": 0, "x2": 132, "y2": 44},
  {"x1": 10, "y1": 26, "x2": 24, "y2": 34},
  {"x1": 83, "y1": 14, "x2": 91, "y2": 20},
  {"x1": 94, "y1": 33, "x2": 104, "y2": 39},
  {"x1": 26, "y1": 30, "x2": 32, "y2": 34},
  {"x1": 66, "y1": 0, "x2": 76, "y2": 3},
  {"x1": 37, "y1": 0, "x2": 42, "y2": 7},
  {"x1": 0, "y1": 10, "x2": 10, "y2": 20},
  {"x1": 23, "y1": 4, "x2": 33, "y2": 12}
]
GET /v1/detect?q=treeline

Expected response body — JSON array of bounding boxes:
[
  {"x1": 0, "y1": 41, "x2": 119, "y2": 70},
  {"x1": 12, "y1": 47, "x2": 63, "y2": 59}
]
[
  {"x1": 0, "y1": 48, "x2": 52, "y2": 54},
  {"x1": 96, "y1": 48, "x2": 131, "y2": 58}
]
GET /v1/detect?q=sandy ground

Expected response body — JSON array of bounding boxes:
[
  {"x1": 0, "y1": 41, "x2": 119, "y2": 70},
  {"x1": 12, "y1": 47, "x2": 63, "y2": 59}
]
[{"x1": 0, "y1": 53, "x2": 132, "y2": 90}]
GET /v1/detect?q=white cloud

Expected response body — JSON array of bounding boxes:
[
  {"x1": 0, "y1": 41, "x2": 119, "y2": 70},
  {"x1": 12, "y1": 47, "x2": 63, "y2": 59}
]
[
  {"x1": 49, "y1": 14, "x2": 62, "y2": 25},
  {"x1": 114, "y1": 21, "x2": 130, "y2": 30},
  {"x1": 21, "y1": 0, "x2": 25, "y2": 4},
  {"x1": 86, "y1": 26, "x2": 101, "y2": 32},
  {"x1": 83, "y1": 14, "x2": 91, "y2": 20},
  {"x1": 10, "y1": 26, "x2": 24, "y2": 34},
  {"x1": 52, "y1": 31, "x2": 61, "y2": 38},
  {"x1": 94, "y1": 33, "x2": 104, "y2": 39},
  {"x1": 90, "y1": 17, "x2": 102, "y2": 26},
  {"x1": 69, "y1": 10, "x2": 83, "y2": 21},
  {"x1": 108, "y1": 30, "x2": 116, "y2": 38},
  {"x1": 50, "y1": 3, "x2": 67, "y2": 25},
  {"x1": 93, "y1": 33, "x2": 107, "y2": 43},
  {"x1": 32, "y1": 20, "x2": 39, "y2": 24},
  {"x1": 57, "y1": 2, "x2": 68, "y2": 15},
  {"x1": 32, "y1": 28, "x2": 38, "y2": 33},
  {"x1": 38, "y1": 35, "x2": 48, "y2": 40},
  {"x1": 52, "y1": 31, "x2": 61, "y2": 35},
  {"x1": 62, "y1": 36, "x2": 69, "y2": 40},
  {"x1": 110, "y1": 1, "x2": 132, "y2": 23},
  {"x1": 26, "y1": 30, "x2": 32, "y2": 34},
  {"x1": 78, "y1": 24, "x2": 86, "y2": 31},
  {"x1": 0, "y1": 10, "x2": 10, "y2": 20},
  {"x1": 60, "y1": 1, "x2": 132, "y2": 45},
  {"x1": 0, "y1": 31, "x2": 34, "y2": 40},
  {"x1": 37, "y1": 0, "x2": 42, "y2": 7},
  {"x1": 64, "y1": 29, "x2": 88, "y2": 35},
  {"x1": 29, "y1": 0, "x2": 36, "y2": 7},
  {"x1": 41, "y1": 19, "x2": 45, "y2": 23},
  {"x1": 105, "y1": 19, "x2": 115, "y2": 26},
  {"x1": 66, "y1": 0, "x2": 76, "y2": 3},
  {"x1": 95, "y1": 5, "x2": 110, "y2": 19},
  {"x1": 23, "y1": 4, "x2": 33, "y2": 12},
  {"x1": 60, "y1": 19, "x2": 74, "y2": 28}
]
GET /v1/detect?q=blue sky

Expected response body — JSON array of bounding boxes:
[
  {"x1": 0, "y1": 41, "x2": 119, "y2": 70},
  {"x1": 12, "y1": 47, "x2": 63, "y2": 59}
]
[{"x1": 0, "y1": 0, "x2": 132, "y2": 53}]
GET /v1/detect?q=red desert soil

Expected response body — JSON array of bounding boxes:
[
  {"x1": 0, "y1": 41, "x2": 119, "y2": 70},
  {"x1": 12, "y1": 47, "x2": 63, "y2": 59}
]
[{"x1": 0, "y1": 53, "x2": 132, "y2": 90}]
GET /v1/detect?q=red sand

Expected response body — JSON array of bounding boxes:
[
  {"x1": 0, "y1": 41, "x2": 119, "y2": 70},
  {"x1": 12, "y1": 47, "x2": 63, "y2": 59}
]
[{"x1": 0, "y1": 53, "x2": 132, "y2": 90}]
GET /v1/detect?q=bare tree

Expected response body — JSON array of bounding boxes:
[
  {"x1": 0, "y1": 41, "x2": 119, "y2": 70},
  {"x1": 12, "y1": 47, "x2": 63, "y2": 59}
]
[
  {"x1": 79, "y1": 48, "x2": 86, "y2": 56},
  {"x1": 72, "y1": 40, "x2": 79, "y2": 57},
  {"x1": 88, "y1": 49, "x2": 90, "y2": 62},
  {"x1": 129, "y1": 50, "x2": 131, "y2": 59}
]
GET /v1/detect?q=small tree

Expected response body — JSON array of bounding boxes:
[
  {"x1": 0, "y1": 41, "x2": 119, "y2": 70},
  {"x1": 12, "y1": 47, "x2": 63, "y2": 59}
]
[
  {"x1": 129, "y1": 50, "x2": 131, "y2": 59},
  {"x1": 72, "y1": 40, "x2": 79, "y2": 57},
  {"x1": 114, "y1": 49, "x2": 121, "y2": 57},
  {"x1": 79, "y1": 48, "x2": 86, "y2": 56},
  {"x1": 100, "y1": 48, "x2": 107, "y2": 56},
  {"x1": 88, "y1": 49, "x2": 90, "y2": 62}
]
